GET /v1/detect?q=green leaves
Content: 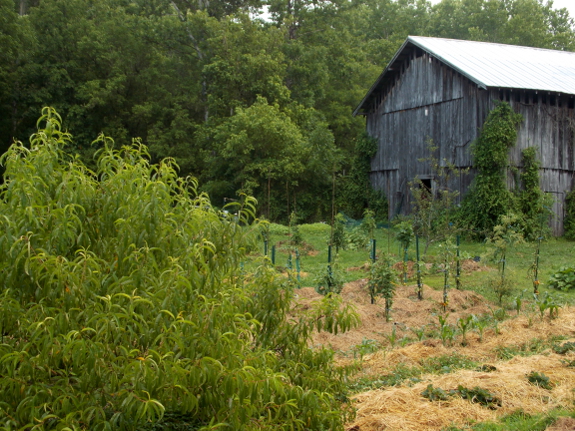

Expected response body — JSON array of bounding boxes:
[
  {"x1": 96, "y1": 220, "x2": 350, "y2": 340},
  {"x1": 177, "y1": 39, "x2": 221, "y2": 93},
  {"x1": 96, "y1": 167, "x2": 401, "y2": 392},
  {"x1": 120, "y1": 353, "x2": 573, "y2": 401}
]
[
  {"x1": 548, "y1": 266, "x2": 575, "y2": 291},
  {"x1": 0, "y1": 111, "x2": 354, "y2": 430},
  {"x1": 459, "y1": 102, "x2": 523, "y2": 236}
]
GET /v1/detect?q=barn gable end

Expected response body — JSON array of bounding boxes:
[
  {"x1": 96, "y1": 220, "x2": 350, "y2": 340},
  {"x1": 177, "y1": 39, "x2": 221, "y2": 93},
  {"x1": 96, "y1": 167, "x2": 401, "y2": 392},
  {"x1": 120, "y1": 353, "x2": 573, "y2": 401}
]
[{"x1": 356, "y1": 36, "x2": 575, "y2": 235}]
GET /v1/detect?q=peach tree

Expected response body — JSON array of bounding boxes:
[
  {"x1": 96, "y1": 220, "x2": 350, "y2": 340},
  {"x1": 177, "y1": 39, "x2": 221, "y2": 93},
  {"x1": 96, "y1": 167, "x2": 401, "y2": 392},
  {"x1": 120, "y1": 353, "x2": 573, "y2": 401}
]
[{"x1": 0, "y1": 108, "x2": 358, "y2": 431}]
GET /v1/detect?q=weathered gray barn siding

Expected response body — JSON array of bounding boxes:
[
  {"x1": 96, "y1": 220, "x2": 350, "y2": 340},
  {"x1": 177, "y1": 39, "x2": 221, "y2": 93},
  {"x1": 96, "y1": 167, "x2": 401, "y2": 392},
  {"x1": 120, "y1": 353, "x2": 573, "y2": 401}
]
[
  {"x1": 501, "y1": 89, "x2": 575, "y2": 234},
  {"x1": 366, "y1": 52, "x2": 575, "y2": 234},
  {"x1": 367, "y1": 52, "x2": 490, "y2": 218}
]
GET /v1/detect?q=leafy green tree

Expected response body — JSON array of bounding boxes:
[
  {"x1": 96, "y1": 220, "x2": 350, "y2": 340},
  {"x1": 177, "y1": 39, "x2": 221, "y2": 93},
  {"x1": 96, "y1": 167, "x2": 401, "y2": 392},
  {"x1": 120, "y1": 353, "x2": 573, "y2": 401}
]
[
  {"x1": 0, "y1": 0, "x2": 35, "y2": 156},
  {"x1": 0, "y1": 108, "x2": 359, "y2": 430},
  {"x1": 368, "y1": 257, "x2": 396, "y2": 320},
  {"x1": 427, "y1": 0, "x2": 575, "y2": 50},
  {"x1": 208, "y1": 97, "x2": 306, "y2": 214},
  {"x1": 410, "y1": 141, "x2": 465, "y2": 253},
  {"x1": 487, "y1": 212, "x2": 524, "y2": 304}
]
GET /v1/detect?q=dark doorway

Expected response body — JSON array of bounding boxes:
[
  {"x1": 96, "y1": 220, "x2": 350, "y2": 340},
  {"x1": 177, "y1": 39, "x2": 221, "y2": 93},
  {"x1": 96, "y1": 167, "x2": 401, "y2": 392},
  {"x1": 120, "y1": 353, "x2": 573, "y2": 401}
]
[{"x1": 421, "y1": 178, "x2": 432, "y2": 193}]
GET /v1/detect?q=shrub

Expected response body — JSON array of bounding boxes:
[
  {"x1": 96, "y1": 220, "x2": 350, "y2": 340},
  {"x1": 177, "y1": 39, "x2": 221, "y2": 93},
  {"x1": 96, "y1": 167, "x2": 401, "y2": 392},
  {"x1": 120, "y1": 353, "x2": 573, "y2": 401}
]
[
  {"x1": 0, "y1": 108, "x2": 357, "y2": 431},
  {"x1": 368, "y1": 257, "x2": 396, "y2": 320}
]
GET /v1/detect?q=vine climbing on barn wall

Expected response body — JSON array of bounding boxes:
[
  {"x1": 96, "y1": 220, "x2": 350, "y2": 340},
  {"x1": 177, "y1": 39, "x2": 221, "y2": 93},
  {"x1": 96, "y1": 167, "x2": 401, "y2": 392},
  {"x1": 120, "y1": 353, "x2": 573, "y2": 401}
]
[{"x1": 459, "y1": 101, "x2": 523, "y2": 237}]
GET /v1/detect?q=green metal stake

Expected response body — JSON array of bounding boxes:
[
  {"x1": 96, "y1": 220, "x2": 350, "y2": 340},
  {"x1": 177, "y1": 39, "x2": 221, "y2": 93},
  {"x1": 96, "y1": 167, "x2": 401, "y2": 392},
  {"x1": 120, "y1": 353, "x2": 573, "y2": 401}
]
[
  {"x1": 416, "y1": 235, "x2": 422, "y2": 300},
  {"x1": 328, "y1": 245, "x2": 332, "y2": 264},
  {"x1": 271, "y1": 245, "x2": 276, "y2": 265},
  {"x1": 370, "y1": 239, "x2": 376, "y2": 263},
  {"x1": 287, "y1": 253, "x2": 293, "y2": 270},
  {"x1": 443, "y1": 247, "x2": 449, "y2": 313},
  {"x1": 456, "y1": 235, "x2": 461, "y2": 290}
]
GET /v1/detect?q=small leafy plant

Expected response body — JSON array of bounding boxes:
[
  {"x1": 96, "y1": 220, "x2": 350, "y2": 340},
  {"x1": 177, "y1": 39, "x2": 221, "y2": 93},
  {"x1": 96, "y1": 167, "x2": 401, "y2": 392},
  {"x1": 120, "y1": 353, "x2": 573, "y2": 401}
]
[
  {"x1": 457, "y1": 315, "x2": 474, "y2": 346},
  {"x1": 472, "y1": 314, "x2": 491, "y2": 342},
  {"x1": 456, "y1": 385, "x2": 501, "y2": 409},
  {"x1": 548, "y1": 266, "x2": 575, "y2": 291},
  {"x1": 438, "y1": 314, "x2": 456, "y2": 347},
  {"x1": 315, "y1": 262, "x2": 345, "y2": 295},
  {"x1": 552, "y1": 341, "x2": 575, "y2": 355},
  {"x1": 527, "y1": 371, "x2": 554, "y2": 390},
  {"x1": 368, "y1": 257, "x2": 397, "y2": 321},
  {"x1": 535, "y1": 293, "x2": 561, "y2": 320},
  {"x1": 421, "y1": 384, "x2": 450, "y2": 401}
]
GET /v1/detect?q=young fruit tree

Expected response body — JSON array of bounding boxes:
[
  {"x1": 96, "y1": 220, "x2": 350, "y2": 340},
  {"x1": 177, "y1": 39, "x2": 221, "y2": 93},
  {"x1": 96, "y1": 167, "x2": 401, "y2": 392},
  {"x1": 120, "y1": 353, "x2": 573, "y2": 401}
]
[{"x1": 0, "y1": 108, "x2": 359, "y2": 431}]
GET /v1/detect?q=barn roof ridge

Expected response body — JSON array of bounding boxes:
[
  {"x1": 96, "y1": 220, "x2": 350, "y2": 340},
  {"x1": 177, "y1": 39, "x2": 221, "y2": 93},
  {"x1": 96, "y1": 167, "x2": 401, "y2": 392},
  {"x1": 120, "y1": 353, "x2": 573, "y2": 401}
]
[{"x1": 354, "y1": 36, "x2": 575, "y2": 116}]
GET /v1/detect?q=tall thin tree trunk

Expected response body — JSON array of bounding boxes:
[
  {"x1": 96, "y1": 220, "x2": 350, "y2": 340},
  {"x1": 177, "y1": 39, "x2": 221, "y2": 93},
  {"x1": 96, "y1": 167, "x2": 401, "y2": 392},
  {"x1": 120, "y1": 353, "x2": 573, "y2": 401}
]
[
  {"x1": 330, "y1": 167, "x2": 336, "y2": 244},
  {"x1": 268, "y1": 176, "x2": 271, "y2": 220},
  {"x1": 286, "y1": 181, "x2": 289, "y2": 219}
]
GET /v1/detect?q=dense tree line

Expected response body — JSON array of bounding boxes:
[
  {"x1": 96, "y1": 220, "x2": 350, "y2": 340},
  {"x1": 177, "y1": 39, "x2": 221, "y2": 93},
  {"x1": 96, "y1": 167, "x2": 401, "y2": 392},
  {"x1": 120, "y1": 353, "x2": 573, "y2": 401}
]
[{"x1": 1, "y1": 0, "x2": 574, "y2": 222}]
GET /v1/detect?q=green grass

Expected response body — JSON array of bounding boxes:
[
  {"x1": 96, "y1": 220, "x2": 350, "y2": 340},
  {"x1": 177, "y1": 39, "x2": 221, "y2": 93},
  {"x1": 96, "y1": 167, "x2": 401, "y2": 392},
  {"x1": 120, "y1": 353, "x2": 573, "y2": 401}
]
[
  {"x1": 265, "y1": 222, "x2": 575, "y2": 307},
  {"x1": 442, "y1": 409, "x2": 575, "y2": 431},
  {"x1": 346, "y1": 353, "x2": 478, "y2": 393}
]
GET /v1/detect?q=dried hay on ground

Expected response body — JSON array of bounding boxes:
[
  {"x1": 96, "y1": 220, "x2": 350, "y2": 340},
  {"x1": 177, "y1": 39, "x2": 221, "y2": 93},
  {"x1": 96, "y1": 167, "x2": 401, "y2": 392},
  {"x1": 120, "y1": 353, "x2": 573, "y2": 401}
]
[
  {"x1": 355, "y1": 307, "x2": 575, "y2": 375},
  {"x1": 391, "y1": 259, "x2": 490, "y2": 279},
  {"x1": 295, "y1": 280, "x2": 490, "y2": 353},
  {"x1": 347, "y1": 308, "x2": 575, "y2": 431},
  {"x1": 348, "y1": 353, "x2": 575, "y2": 431},
  {"x1": 546, "y1": 417, "x2": 575, "y2": 430},
  {"x1": 293, "y1": 279, "x2": 575, "y2": 430}
]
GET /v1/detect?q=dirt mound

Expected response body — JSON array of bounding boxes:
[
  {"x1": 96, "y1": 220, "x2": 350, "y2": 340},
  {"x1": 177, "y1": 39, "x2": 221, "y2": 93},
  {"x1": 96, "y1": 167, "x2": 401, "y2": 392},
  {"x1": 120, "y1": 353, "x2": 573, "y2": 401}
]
[
  {"x1": 275, "y1": 240, "x2": 317, "y2": 256},
  {"x1": 391, "y1": 259, "x2": 490, "y2": 279},
  {"x1": 547, "y1": 417, "x2": 575, "y2": 430},
  {"x1": 294, "y1": 280, "x2": 491, "y2": 353}
]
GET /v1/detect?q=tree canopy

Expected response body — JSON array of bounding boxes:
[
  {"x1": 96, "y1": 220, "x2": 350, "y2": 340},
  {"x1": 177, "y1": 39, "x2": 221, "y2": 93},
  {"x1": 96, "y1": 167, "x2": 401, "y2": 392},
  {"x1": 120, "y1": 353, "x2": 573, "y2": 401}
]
[{"x1": 0, "y1": 0, "x2": 574, "y2": 222}]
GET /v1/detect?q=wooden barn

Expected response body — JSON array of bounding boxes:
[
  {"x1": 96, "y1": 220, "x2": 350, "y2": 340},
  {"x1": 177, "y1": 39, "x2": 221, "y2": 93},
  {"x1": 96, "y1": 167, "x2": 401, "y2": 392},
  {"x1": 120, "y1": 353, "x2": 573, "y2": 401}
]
[{"x1": 354, "y1": 36, "x2": 575, "y2": 235}]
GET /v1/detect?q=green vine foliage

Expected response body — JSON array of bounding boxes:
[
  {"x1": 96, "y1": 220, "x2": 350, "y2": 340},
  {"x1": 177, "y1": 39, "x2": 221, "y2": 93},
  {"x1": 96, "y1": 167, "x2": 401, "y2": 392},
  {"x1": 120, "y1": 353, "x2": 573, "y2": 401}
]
[
  {"x1": 517, "y1": 147, "x2": 552, "y2": 240},
  {"x1": 337, "y1": 132, "x2": 387, "y2": 220},
  {"x1": 459, "y1": 102, "x2": 523, "y2": 237},
  {"x1": 0, "y1": 108, "x2": 359, "y2": 431},
  {"x1": 564, "y1": 189, "x2": 575, "y2": 240}
]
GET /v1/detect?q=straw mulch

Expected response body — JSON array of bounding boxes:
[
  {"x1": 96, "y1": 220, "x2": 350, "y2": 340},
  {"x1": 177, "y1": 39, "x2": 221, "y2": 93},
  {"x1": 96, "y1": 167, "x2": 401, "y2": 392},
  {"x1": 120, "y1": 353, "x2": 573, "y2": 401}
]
[
  {"x1": 546, "y1": 417, "x2": 575, "y2": 430},
  {"x1": 294, "y1": 278, "x2": 575, "y2": 430},
  {"x1": 349, "y1": 352, "x2": 575, "y2": 431},
  {"x1": 294, "y1": 280, "x2": 491, "y2": 353},
  {"x1": 391, "y1": 259, "x2": 490, "y2": 279},
  {"x1": 347, "y1": 308, "x2": 575, "y2": 431}
]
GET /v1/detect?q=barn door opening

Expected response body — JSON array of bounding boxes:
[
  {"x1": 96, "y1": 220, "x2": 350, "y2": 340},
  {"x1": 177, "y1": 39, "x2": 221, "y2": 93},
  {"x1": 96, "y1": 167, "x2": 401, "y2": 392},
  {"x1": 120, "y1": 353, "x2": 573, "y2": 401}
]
[{"x1": 421, "y1": 179, "x2": 432, "y2": 194}]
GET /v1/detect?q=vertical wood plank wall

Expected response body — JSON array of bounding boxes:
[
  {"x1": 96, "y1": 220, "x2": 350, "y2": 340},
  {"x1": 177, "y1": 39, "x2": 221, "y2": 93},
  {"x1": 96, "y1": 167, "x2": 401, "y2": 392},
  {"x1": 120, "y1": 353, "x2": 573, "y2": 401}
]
[{"x1": 366, "y1": 52, "x2": 575, "y2": 235}]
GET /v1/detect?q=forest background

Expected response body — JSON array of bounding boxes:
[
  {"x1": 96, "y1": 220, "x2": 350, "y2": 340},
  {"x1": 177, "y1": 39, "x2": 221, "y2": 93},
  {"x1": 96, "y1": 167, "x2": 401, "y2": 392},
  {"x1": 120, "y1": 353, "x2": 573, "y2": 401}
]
[{"x1": 2, "y1": 0, "x2": 575, "y2": 223}]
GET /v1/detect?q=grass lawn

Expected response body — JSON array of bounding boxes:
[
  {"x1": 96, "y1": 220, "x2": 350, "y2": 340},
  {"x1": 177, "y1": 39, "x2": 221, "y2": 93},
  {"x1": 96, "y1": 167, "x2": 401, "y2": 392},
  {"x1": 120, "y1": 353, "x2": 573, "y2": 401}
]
[{"x1": 264, "y1": 222, "x2": 575, "y2": 308}]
